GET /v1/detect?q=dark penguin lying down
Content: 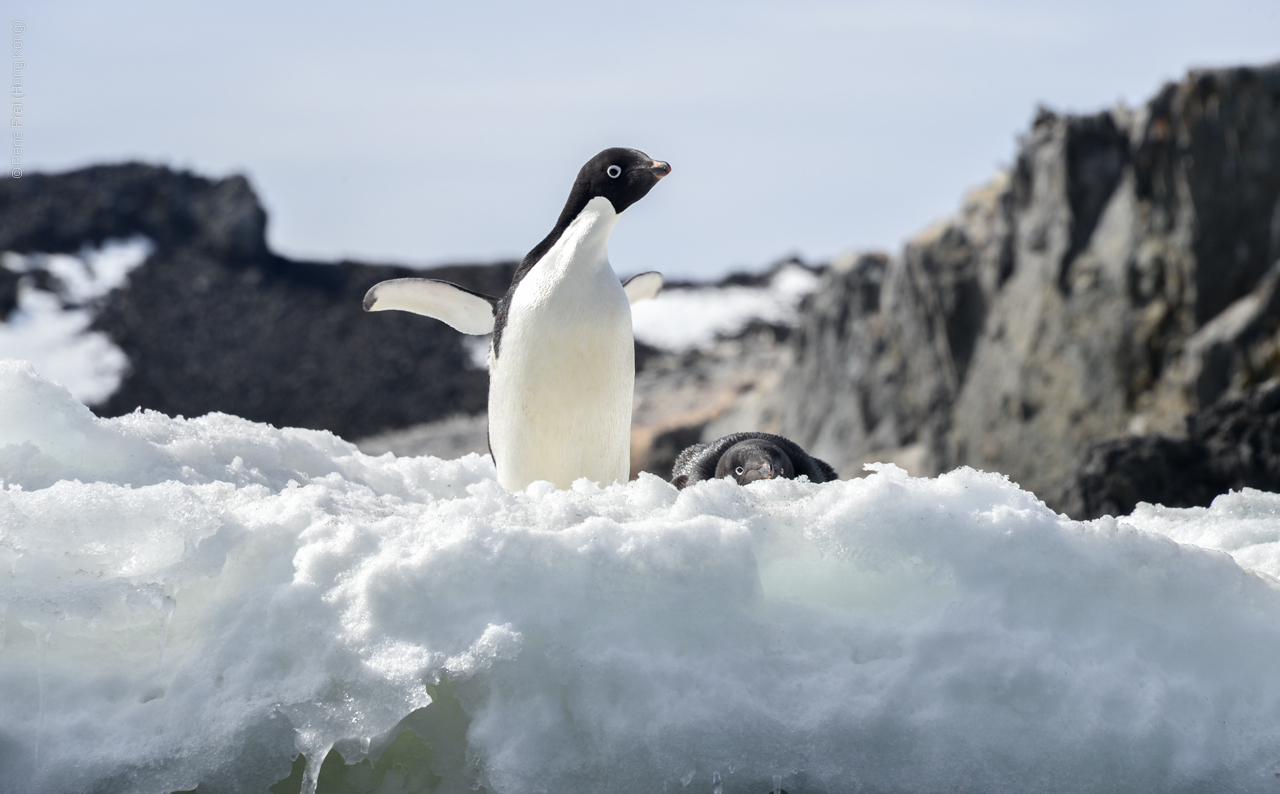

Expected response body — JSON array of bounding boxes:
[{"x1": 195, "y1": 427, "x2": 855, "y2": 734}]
[{"x1": 670, "y1": 432, "x2": 838, "y2": 489}]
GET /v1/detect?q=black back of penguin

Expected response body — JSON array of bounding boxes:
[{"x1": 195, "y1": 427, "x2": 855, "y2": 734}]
[
  {"x1": 490, "y1": 147, "x2": 671, "y2": 359},
  {"x1": 670, "y1": 432, "x2": 838, "y2": 489}
]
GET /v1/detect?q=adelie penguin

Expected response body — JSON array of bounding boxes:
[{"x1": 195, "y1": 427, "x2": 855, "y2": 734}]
[
  {"x1": 363, "y1": 147, "x2": 670, "y2": 491},
  {"x1": 670, "y1": 432, "x2": 838, "y2": 489}
]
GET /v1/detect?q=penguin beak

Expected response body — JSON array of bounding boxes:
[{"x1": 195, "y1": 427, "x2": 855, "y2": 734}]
[
  {"x1": 758, "y1": 461, "x2": 774, "y2": 479},
  {"x1": 648, "y1": 160, "x2": 671, "y2": 179}
]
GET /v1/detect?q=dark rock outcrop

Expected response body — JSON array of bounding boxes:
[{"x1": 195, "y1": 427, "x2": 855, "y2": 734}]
[
  {"x1": 0, "y1": 163, "x2": 515, "y2": 440},
  {"x1": 0, "y1": 164, "x2": 269, "y2": 260},
  {"x1": 764, "y1": 63, "x2": 1280, "y2": 515},
  {"x1": 92, "y1": 252, "x2": 515, "y2": 441},
  {"x1": 1074, "y1": 379, "x2": 1280, "y2": 517},
  {"x1": 0, "y1": 265, "x2": 16, "y2": 319}
]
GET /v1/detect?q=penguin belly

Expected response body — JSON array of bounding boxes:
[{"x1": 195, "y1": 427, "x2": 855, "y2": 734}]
[{"x1": 488, "y1": 204, "x2": 635, "y2": 490}]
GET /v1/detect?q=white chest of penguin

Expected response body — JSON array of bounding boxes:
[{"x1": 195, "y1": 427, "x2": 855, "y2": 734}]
[{"x1": 489, "y1": 196, "x2": 635, "y2": 490}]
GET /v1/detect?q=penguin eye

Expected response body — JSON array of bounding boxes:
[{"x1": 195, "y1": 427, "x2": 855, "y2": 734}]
[
  {"x1": 735, "y1": 467, "x2": 745, "y2": 476},
  {"x1": 606, "y1": 165, "x2": 622, "y2": 178}
]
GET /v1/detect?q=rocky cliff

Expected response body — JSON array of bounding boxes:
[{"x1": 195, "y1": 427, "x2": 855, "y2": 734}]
[
  {"x1": 0, "y1": 164, "x2": 514, "y2": 439},
  {"x1": 759, "y1": 63, "x2": 1280, "y2": 516}
]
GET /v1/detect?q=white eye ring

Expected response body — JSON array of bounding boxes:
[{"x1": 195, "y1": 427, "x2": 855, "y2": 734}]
[
  {"x1": 607, "y1": 165, "x2": 622, "y2": 178},
  {"x1": 735, "y1": 467, "x2": 745, "y2": 476}
]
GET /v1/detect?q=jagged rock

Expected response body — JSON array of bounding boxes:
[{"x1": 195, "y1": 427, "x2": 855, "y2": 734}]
[
  {"x1": 92, "y1": 250, "x2": 515, "y2": 439},
  {"x1": 1168, "y1": 260, "x2": 1280, "y2": 409},
  {"x1": 762, "y1": 63, "x2": 1280, "y2": 514},
  {"x1": 941, "y1": 105, "x2": 1149, "y2": 514},
  {"x1": 1193, "y1": 377, "x2": 1280, "y2": 486},
  {"x1": 769, "y1": 179, "x2": 1008, "y2": 476},
  {"x1": 766, "y1": 252, "x2": 893, "y2": 468},
  {"x1": 0, "y1": 163, "x2": 269, "y2": 260},
  {"x1": 0, "y1": 265, "x2": 16, "y2": 319},
  {"x1": 1075, "y1": 379, "x2": 1280, "y2": 517},
  {"x1": 0, "y1": 163, "x2": 516, "y2": 440}
]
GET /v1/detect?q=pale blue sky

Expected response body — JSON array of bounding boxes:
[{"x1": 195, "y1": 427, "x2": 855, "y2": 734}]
[{"x1": 6, "y1": 0, "x2": 1279, "y2": 277}]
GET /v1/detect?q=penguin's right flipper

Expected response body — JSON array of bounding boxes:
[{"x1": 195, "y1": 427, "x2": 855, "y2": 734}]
[
  {"x1": 622, "y1": 271, "x2": 664, "y2": 304},
  {"x1": 363, "y1": 278, "x2": 497, "y2": 335}
]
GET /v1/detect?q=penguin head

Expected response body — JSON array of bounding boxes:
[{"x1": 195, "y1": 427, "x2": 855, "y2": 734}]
[
  {"x1": 715, "y1": 440, "x2": 795, "y2": 485},
  {"x1": 573, "y1": 147, "x2": 671, "y2": 215}
]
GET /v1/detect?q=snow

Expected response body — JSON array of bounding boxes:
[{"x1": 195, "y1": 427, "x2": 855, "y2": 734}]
[
  {"x1": 631, "y1": 264, "x2": 820, "y2": 352},
  {"x1": 3, "y1": 359, "x2": 1280, "y2": 793},
  {"x1": 0, "y1": 237, "x2": 153, "y2": 404}
]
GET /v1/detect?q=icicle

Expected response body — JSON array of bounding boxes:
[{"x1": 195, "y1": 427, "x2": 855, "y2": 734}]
[
  {"x1": 681, "y1": 770, "x2": 695, "y2": 787},
  {"x1": 711, "y1": 771, "x2": 722, "y2": 794},
  {"x1": 300, "y1": 742, "x2": 332, "y2": 794},
  {"x1": 773, "y1": 774, "x2": 782, "y2": 794}
]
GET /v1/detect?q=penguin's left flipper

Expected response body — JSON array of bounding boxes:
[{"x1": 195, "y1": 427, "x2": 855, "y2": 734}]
[
  {"x1": 362, "y1": 278, "x2": 497, "y2": 335},
  {"x1": 622, "y1": 271, "x2": 663, "y2": 304}
]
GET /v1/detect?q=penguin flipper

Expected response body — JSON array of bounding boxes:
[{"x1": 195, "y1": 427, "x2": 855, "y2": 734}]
[
  {"x1": 622, "y1": 271, "x2": 664, "y2": 304},
  {"x1": 363, "y1": 278, "x2": 497, "y2": 335}
]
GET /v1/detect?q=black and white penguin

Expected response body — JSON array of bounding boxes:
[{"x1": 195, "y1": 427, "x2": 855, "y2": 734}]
[
  {"x1": 670, "y1": 432, "x2": 838, "y2": 489},
  {"x1": 363, "y1": 147, "x2": 670, "y2": 491}
]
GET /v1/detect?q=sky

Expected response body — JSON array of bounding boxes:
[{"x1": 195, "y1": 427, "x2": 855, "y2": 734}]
[{"x1": 4, "y1": 0, "x2": 1279, "y2": 278}]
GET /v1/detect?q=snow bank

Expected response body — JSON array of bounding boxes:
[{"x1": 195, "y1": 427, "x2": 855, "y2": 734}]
[
  {"x1": 0, "y1": 237, "x2": 153, "y2": 404},
  {"x1": 3, "y1": 359, "x2": 1280, "y2": 794},
  {"x1": 631, "y1": 264, "x2": 820, "y2": 352}
]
